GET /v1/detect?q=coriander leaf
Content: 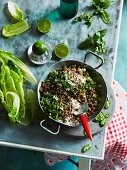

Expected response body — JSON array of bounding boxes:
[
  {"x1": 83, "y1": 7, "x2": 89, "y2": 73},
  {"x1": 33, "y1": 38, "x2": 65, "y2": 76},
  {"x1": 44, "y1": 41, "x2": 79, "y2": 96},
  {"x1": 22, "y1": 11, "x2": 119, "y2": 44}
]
[
  {"x1": 98, "y1": 29, "x2": 107, "y2": 37},
  {"x1": 94, "y1": 41, "x2": 106, "y2": 55},
  {"x1": 78, "y1": 29, "x2": 107, "y2": 55},
  {"x1": 78, "y1": 36, "x2": 93, "y2": 50},
  {"x1": 73, "y1": 13, "x2": 93, "y2": 27},
  {"x1": 83, "y1": 13, "x2": 93, "y2": 27},
  {"x1": 101, "y1": 10, "x2": 111, "y2": 24},
  {"x1": 73, "y1": 16, "x2": 82, "y2": 22},
  {"x1": 93, "y1": 32, "x2": 101, "y2": 41}
]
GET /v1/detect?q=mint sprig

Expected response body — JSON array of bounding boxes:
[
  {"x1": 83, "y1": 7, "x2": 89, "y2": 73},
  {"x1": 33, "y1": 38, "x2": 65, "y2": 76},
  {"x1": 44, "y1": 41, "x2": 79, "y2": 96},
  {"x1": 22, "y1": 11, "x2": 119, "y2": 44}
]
[
  {"x1": 92, "y1": 0, "x2": 111, "y2": 24},
  {"x1": 73, "y1": 13, "x2": 93, "y2": 27},
  {"x1": 78, "y1": 29, "x2": 107, "y2": 55}
]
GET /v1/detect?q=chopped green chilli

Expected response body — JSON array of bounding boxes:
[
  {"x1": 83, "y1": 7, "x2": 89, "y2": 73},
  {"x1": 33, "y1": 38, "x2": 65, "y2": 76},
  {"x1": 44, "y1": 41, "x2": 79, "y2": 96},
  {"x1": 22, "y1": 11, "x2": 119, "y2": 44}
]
[
  {"x1": 94, "y1": 111, "x2": 110, "y2": 127},
  {"x1": 82, "y1": 144, "x2": 91, "y2": 153},
  {"x1": 95, "y1": 145, "x2": 99, "y2": 149},
  {"x1": 100, "y1": 118, "x2": 107, "y2": 127},
  {"x1": 2, "y1": 20, "x2": 30, "y2": 37},
  {"x1": 105, "y1": 98, "x2": 110, "y2": 109},
  {"x1": 94, "y1": 111, "x2": 104, "y2": 122},
  {"x1": 105, "y1": 113, "x2": 110, "y2": 118}
]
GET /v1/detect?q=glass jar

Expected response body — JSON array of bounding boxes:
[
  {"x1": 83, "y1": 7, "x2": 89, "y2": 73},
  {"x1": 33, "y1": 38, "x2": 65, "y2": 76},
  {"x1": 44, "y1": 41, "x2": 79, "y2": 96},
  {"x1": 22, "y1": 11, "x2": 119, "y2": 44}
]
[{"x1": 60, "y1": 0, "x2": 79, "y2": 19}]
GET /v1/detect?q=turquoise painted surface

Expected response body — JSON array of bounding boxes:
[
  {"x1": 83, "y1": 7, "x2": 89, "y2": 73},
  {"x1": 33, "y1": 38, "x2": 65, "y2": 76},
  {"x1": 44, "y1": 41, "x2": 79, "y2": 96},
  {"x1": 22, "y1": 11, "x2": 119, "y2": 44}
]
[
  {"x1": 0, "y1": 0, "x2": 126, "y2": 170},
  {"x1": 115, "y1": 0, "x2": 127, "y2": 91}
]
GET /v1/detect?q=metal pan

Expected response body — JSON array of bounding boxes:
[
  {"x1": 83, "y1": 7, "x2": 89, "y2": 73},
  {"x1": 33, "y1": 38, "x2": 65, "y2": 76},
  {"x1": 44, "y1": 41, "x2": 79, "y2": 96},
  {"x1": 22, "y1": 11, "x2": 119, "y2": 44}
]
[{"x1": 38, "y1": 51, "x2": 107, "y2": 135}]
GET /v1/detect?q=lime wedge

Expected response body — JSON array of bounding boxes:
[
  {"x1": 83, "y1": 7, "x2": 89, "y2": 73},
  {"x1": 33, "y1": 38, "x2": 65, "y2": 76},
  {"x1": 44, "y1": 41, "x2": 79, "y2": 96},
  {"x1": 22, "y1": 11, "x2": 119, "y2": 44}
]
[
  {"x1": 32, "y1": 41, "x2": 48, "y2": 55},
  {"x1": 54, "y1": 43, "x2": 69, "y2": 58},
  {"x1": 2, "y1": 20, "x2": 30, "y2": 37},
  {"x1": 37, "y1": 18, "x2": 52, "y2": 33}
]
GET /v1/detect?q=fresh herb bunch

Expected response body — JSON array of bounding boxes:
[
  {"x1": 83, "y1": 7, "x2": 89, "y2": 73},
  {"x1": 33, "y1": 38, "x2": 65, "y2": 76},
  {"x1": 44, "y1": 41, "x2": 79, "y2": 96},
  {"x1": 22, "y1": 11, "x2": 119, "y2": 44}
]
[
  {"x1": 73, "y1": 0, "x2": 111, "y2": 27},
  {"x1": 78, "y1": 29, "x2": 107, "y2": 55},
  {"x1": 82, "y1": 144, "x2": 91, "y2": 153},
  {"x1": 73, "y1": 13, "x2": 93, "y2": 27},
  {"x1": 92, "y1": 0, "x2": 111, "y2": 24}
]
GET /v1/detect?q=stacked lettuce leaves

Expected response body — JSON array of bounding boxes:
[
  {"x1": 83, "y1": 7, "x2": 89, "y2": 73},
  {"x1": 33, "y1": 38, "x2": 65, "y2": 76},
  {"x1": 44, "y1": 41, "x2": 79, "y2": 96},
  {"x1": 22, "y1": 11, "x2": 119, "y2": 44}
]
[{"x1": 0, "y1": 50, "x2": 38, "y2": 125}]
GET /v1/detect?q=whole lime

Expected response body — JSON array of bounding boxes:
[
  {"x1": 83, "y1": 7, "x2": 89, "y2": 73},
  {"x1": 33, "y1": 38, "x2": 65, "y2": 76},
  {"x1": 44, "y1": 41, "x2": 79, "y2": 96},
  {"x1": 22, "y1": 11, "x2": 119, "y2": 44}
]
[{"x1": 32, "y1": 41, "x2": 48, "y2": 55}]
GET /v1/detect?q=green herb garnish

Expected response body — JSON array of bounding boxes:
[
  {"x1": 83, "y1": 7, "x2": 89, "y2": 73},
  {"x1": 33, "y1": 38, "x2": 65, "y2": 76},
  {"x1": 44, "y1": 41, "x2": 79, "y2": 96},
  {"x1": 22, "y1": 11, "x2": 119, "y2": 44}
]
[
  {"x1": 74, "y1": 13, "x2": 93, "y2": 27},
  {"x1": 82, "y1": 144, "x2": 91, "y2": 153},
  {"x1": 78, "y1": 29, "x2": 107, "y2": 55},
  {"x1": 73, "y1": 0, "x2": 111, "y2": 28},
  {"x1": 92, "y1": 0, "x2": 111, "y2": 24}
]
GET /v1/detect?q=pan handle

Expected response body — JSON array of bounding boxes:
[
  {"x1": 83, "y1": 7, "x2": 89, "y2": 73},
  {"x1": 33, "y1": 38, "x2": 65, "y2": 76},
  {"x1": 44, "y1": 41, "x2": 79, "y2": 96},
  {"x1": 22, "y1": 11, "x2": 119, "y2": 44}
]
[
  {"x1": 40, "y1": 120, "x2": 60, "y2": 135},
  {"x1": 84, "y1": 51, "x2": 104, "y2": 69}
]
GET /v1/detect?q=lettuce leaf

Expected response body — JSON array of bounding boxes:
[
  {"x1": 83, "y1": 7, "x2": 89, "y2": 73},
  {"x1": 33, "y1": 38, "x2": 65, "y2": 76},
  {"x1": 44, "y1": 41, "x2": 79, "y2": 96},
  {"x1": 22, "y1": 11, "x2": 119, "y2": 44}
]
[
  {"x1": 8, "y1": 1, "x2": 24, "y2": 21},
  {"x1": 10, "y1": 70, "x2": 25, "y2": 109},
  {"x1": 6, "y1": 92, "x2": 20, "y2": 123},
  {"x1": 0, "y1": 64, "x2": 25, "y2": 123},
  {"x1": 0, "y1": 65, "x2": 17, "y2": 94},
  {"x1": 0, "y1": 90, "x2": 20, "y2": 123},
  {"x1": 0, "y1": 50, "x2": 37, "y2": 84},
  {"x1": 0, "y1": 50, "x2": 38, "y2": 125},
  {"x1": 25, "y1": 89, "x2": 41, "y2": 123}
]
